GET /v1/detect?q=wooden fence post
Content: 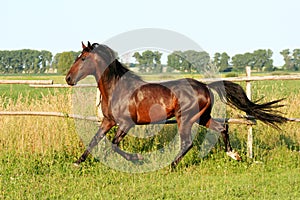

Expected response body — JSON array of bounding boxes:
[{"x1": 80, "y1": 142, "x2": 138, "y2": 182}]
[
  {"x1": 96, "y1": 88, "x2": 104, "y2": 120},
  {"x1": 245, "y1": 66, "x2": 253, "y2": 158}
]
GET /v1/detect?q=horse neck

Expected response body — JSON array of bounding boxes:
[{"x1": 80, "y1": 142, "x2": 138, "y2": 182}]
[
  {"x1": 94, "y1": 61, "x2": 121, "y2": 103},
  {"x1": 94, "y1": 68, "x2": 112, "y2": 104},
  {"x1": 94, "y1": 59, "x2": 144, "y2": 104}
]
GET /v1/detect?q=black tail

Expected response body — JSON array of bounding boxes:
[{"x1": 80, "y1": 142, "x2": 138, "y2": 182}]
[{"x1": 208, "y1": 80, "x2": 288, "y2": 129}]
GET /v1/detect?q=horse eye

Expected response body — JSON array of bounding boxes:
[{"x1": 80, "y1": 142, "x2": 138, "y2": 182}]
[{"x1": 81, "y1": 57, "x2": 86, "y2": 61}]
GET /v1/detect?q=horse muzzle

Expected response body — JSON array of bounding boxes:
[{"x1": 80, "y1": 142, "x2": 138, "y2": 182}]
[{"x1": 65, "y1": 74, "x2": 77, "y2": 86}]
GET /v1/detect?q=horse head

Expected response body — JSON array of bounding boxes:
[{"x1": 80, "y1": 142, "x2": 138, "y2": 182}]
[{"x1": 65, "y1": 41, "x2": 115, "y2": 85}]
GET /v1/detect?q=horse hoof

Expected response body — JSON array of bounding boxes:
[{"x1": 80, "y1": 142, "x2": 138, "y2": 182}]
[
  {"x1": 73, "y1": 162, "x2": 80, "y2": 167},
  {"x1": 226, "y1": 151, "x2": 242, "y2": 161},
  {"x1": 137, "y1": 153, "x2": 144, "y2": 160},
  {"x1": 132, "y1": 153, "x2": 144, "y2": 161},
  {"x1": 129, "y1": 153, "x2": 144, "y2": 161}
]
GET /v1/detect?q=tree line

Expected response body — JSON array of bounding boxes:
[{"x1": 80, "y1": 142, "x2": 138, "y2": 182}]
[
  {"x1": 0, "y1": 48, "x2": 299, "y2": 74},
  {"x1": 133, "y1": 50, "x2": 163, "y2": 73},
  {"x1": 0, "y1": 49, "x2": 52, "y2": 73},
  {"x1": 135, "y1": 48, "x2": 300, "y2": 73},
  {"x1": 0, "y1": 49, "x2": 80, "y2": 74}
]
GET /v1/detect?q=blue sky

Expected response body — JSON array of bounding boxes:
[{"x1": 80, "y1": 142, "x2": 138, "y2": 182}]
[{"x1": 1, "y1": 0, "x2": 299, "y2": 66}]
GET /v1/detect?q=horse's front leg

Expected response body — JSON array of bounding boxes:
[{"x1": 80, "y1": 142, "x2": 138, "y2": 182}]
[
  {"x1": 74, "y1": 118, "x2": 115, "y2": 166},
  {"x1": 111, "y1": 126, "x2": 144, "y2": 161}
]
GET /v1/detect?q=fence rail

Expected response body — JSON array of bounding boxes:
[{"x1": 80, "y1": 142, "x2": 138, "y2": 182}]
[
  {"x1": 2, "y1": 111, "x2": 299, "y2": 122},
  {"x1": 202, "y1": 74, "x2": 300, "y2": 82},
  {"x1": 0, "y1": 111, "x2": 258, "y2": 125},
  {"x1": 0, "y1": 111, "x2": 99, "y2": 122},
  {"x1": 0, "y1": 80, "x2": 53, "y2": 85},
  {"x1": 30, "y1": 83, "x2": 97, "y2": 88},
  {"x1": 28, "y1": 75, "x2": 300, "y2": 88}
]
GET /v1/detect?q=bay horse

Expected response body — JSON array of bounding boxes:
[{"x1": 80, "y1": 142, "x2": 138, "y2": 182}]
[{"x1": 66, "y1": 42, "x2": 287, "y2": 168}]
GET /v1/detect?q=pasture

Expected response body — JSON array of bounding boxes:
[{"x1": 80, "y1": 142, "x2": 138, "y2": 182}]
[{"x1": 1, "y1": 75, "x2": 300, "y2": 199}]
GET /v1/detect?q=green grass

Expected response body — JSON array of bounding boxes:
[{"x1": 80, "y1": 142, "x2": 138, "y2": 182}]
[
  {"x1": 0, "y1": 75, "x2": 68, "y2": 104},
  {"x1": 1, "y1": 75, "x2": 300, "y2": 199},
  {"x1": 1, "y1": 149, "x2": 299, "y2": 199}
]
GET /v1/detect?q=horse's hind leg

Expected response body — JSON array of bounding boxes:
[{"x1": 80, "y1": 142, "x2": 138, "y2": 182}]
[
  {"x1": 206, "y1": 118, "x2": 241, "y2": 161},
  {"x1": 74, "y1": 118, "x2": 114, "y2": 166},
  {"x1": 222, "y1": 124, "x2": 242, "y2": 161}
]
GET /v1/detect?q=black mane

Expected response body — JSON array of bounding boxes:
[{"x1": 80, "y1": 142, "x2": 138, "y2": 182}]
[{"x1": 92, "y1": 43, "x2": 142, "y2": 82}]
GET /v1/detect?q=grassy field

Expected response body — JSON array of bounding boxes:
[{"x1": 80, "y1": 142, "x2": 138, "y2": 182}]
[{"x1": 0, "y1": 74, "x2": 300, "y2": 199}]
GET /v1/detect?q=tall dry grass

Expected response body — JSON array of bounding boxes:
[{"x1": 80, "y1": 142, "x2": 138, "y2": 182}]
[
  {"x1": 228, "y1": 80, "x2": 300, "y2": 156},
  {"x1": 0, "y1": 90, "x2": 82, "y2": 156}
]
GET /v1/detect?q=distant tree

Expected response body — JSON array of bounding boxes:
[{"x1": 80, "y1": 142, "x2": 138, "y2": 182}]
[
  {"x1": 232, "y1": 49, "x2": 273, "y2": 72},
  {"x1": 0, "y1": 51, "x2": 7, "y2": 73},
  {"x1": 132, "y1": 52, "x2": 143, "y2": 64},
  {"x1": 231, "y1": 53, "x2": 251, "y2": 71},
  {"x1": 51, "y1": 53, "x2": 61, "y2": 72},
  {"x1": 0, "y1": 49, "x2": 52, "y2": 74},
  {"x1": 142, "y1": 50, "x2": 155, "y2": 72},
  {"x1": 252, "y1": 49, "x2": 273, "y2": 71},
  {"x1": 280, "y1": 49, "x2": 293, "y2": 70},
  {"x1": 202, "y1": 60, "x2": 220, "y2": 78},
  {"x1": 133, "y1": 52, "x2": 146, "y2": 72},
  {"x1": 40, "y1": 50, "x2": 53, "y2": 72},
  {"x1": 167, "y1": 52, "x2": 181, "y2": 71},
  {"x1": 213, "y1": 52, "x2": 230, "y2": 72},
  {"x1": 167, "y1": 50, "x2": 210, "y2": 73},
  {"x1": 132, "y1": 50, "x2": 163, "y2": 73},
  {"x1": 213, "y1": 52, "x2": 221, "y2": 67},
  {"x1": 53, "y1": 51, "x2": 80, "y2": 75},
  {"x1": 153, "y1": 51, "x2": 163, "y2": 72},
  {"x1": 219, "y1": 52, "x2": 230, "y2": 72},
  {"x1": 177, "y1": 50, "x2": 193, "y2": 72},
  {"x1": 292, "y1": 49, "x2": 300, "y2": 71}
]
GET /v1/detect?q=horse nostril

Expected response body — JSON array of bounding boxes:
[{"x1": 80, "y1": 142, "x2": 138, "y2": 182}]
[{"x1": 66, "y1": 75, "x2": 72, "y2": 84}]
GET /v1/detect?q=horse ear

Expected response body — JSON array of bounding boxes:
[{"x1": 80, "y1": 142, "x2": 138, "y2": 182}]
[
  {"x1": 81, "y1": 41, "x2": 87, "y2": 49},
  {"x1": 87, "y1": 41, "x2": 92, "y2": 49}
]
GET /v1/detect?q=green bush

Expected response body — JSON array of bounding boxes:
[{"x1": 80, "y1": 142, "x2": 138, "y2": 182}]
[{"x1": 224, "y1": 72, "x2": 239, "y2": 77}]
